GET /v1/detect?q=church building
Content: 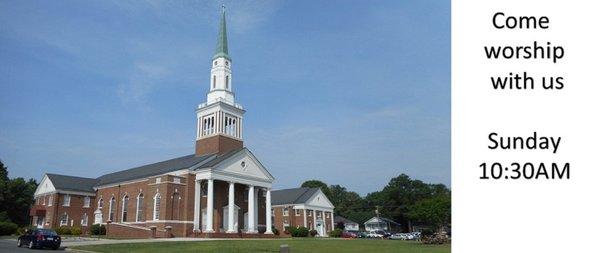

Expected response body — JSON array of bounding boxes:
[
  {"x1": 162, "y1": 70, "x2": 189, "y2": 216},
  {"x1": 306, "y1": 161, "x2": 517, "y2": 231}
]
[{"x1": 29, "y1": 8, "x2": 279, "y2": 238}]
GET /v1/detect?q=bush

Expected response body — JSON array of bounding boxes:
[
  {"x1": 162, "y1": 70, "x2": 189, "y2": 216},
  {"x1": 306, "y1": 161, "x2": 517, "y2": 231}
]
[
  {"x1": 290, "y1": 226, "x2": 309, "y2": 237},
  {"x1": 272, "y1": 226, "x2": 279, "y2": 236},
  {"x1": 309, "y1": 229, "x2": 318, "y2": 237},
  {"x1": 71, "y1": 227, "x2": 82, "y2": 236},
  {"x1": 0, "y1": 222, "x2": 18, "y2": 235},
  {"x1": 55, "y1": 226, "x2": 72, "y2": 235},
  {"x1": 90, "y1": 224, "x2": 106, "y2": 235},
  {"x1": 17, "y1": 226, "x2": 34, "y2": 235},
  {"x1": 330, "y1": 228, "x2": 343, "y2": 238}
]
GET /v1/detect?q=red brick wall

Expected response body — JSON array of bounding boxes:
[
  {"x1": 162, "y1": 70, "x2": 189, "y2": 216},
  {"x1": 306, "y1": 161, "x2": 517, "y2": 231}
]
[
  {"x1": 35, "y1": 193, "x2": 95, "y2": 234},
  {"x1": 195, "y1": 135, "x2": 243, "y2": 156}
]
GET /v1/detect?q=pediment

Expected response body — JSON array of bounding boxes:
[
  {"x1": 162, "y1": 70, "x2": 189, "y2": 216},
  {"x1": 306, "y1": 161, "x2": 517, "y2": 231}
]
[
  {"x1": 34, "y1": 174, "x2": 56, "y2": 197},
  {"x1": 306, "y1": 189, "x2": 334, "y2": 209},
  {"x1": 213, "y1": 149, "x2": 274, "y2": 182}
]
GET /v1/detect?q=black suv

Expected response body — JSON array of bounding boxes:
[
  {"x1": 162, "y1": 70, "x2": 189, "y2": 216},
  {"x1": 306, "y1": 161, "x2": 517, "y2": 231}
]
[{"x1": 17, "y1": 228, "x2": 61, "y2": 250}]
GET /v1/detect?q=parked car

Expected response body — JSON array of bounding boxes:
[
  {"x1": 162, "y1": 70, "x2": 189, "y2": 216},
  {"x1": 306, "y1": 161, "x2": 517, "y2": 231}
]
[
  {"x1": 389, "y1": 233, "x2": 405, "y2": 240},
  {"x1": 342, "y1": 231, "x2": 358, "y2": 238},
  {"x1": 356, "y1": 231, "x2": 368, "y2": 238},
  {"x1": 374, "y1": 230, "x2": 391, "y2": 238},
  {"x1": 389, "y1": 232, "x2": 422, "y2": 240},
  {"x1": 366, "y1": 231, "x2": 384, "y2": 238},
  {"x1": 17, "y1": 228, "x2": 61, "y2": 250}
]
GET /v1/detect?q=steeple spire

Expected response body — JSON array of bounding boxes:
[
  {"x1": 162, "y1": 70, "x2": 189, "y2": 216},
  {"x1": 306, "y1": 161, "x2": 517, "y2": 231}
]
[{"x1": 214, "y1": 5, "x2": 230, "y2": 61}]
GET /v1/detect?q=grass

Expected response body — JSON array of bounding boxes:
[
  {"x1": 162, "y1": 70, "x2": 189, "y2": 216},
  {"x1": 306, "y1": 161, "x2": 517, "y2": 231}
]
[{"x1": 72, "y1": 238, "x2": 450, "y2": 253}]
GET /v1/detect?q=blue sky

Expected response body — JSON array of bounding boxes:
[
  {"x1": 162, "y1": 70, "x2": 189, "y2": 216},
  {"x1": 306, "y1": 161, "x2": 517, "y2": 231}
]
[{"x1": 0, "y1": 0, "x2": 449, "y2": 195}]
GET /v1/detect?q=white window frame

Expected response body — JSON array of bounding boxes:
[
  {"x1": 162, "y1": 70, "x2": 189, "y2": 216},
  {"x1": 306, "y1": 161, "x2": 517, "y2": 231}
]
[
  {"x1": 295, "y1": 209, "x2": 301, "y2": 216},
  {"x1": 81, "y1": 213, "x2": 88, "y2": 226},
  {"x1": 173, "y1": 177, "x2": 181, "y2": 184},
  {"x1": 42, "y1": 195, "x2": 46, "y2": 205},
  {"x1": 48, "y1": 195, "x2": 53, "y2": 206},
  {"x1": 121, "y1": 195, "x2": 129, "y2": 222},
  {"x1": 136, "y1": 193, "x2": 144, "y2": 222},
  {"x1": 60, "y1": 213, "x2": 68, "y2": 226},
  {"x1": 283, "y1": 207, "x2": 289, "y2": 216},
  {"x1": 153, "y1": 193, "x2": 161, "y2": 221},
  {"x1": 98, "y1": 198, "x2": 103, "y2": 209},
  {"x1": 156, "y1": 177, "x2": 161, "y2": 184},
  {"x1": 83, "y1": 196, "x2": 90, "y2": 208},
  {"x1": 108, "y1": 197, "x2": 116, "y2": 221},
  {"x1": 62, "y1": 194, "x2": 71, "y2": 207}
]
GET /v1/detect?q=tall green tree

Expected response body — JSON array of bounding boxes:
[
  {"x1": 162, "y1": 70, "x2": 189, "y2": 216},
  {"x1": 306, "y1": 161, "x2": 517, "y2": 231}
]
[
  {"x1": 406, "y1": 194, "x2": 451, "y2": 231},
  {"x1": 366, "y1": 174, "x2": 450, "y2": 231},
  {"x1": 0, "y1": 160, "x2": 38, "y2": 226}
]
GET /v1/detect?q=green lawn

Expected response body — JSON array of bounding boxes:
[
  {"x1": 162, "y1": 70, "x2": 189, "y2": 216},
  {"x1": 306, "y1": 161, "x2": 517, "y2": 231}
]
[{"x1": 72, "y1": 238, "x2": 450, "y2": 253}]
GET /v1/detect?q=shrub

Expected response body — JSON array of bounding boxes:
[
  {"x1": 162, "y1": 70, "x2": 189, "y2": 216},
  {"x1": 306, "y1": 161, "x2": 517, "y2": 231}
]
[
  {"x1": 71, "y1": 227, "x2": 82, "y2": 236},
  {"x1": 272, "y1": 226, "x2": 279, "y2": 236},
  {"x1": 90, "y1": 224, "x2": 106, "y2": 235},
  {"x1": 55, "y1": 226, "x2": 72, "y2": 235},
  {"x1": 0, "y1": 222, "x2": 18, "y2": 235},
  {"x1": 330, "y1": 228, "x2": 343, "y2": 238},
  {"x1": 290, "y1": 226, "x2": 309, "y2": 237},
  {"x1": 309, "y1": 229, "x2": 318, "y2": 237},
  {"x1": 17, "y1": 226, "x2": 34, "y2": 235}
]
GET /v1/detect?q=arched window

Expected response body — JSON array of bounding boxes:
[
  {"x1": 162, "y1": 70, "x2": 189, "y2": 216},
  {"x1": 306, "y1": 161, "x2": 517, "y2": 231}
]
[
  {"x1": 153, "y1": 193, "x2": 161, "y2": 221},
  {"x1": 121, "y1": 195, "x2": 129, "y2": 222},
  {"x1": 212, "y1": 75, "x2": 216, "y2": 88},
  {"x1": 225, "y1": 75, "x2": 229, "y2": 89},
  {"x1": 81, "y1": 213, "x2": 88, "y2": 226},
  {"x1": 136, "y1": 193, "x2": 144, "y2": 222},
  {"x1": 171, "y1": 192, "x2": 180, "y2": 220},
  {"x1": 98, "y1": 198, "x2": 103, "y2": 209},
  {"x1": 108, "y1": 197, "x2": 116, "y2": 221}
]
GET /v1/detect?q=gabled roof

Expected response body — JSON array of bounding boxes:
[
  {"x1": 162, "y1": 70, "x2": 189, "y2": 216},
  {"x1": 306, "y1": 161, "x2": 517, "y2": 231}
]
[
  {"x1": 46, "y1": 173, "x2": 98, "y2": 193},
  {"x1": 271, "y1": 187, "x2": 319, "y2": 205},
  {"x1": 40, "y1": 148, "x2": 268, "y2": 193},
  {"x1": 334, "y1": 216, "x2": 359, "y2": 225},
  {"x1": 364, "y1": 217, "x2": 401, "y2": 226},
  {"x1": 95, "y1": 153, "x2": 214, "y2": 186},
  {"x1": 197, "y1": 148, "x2": 244, "y2": 169}
]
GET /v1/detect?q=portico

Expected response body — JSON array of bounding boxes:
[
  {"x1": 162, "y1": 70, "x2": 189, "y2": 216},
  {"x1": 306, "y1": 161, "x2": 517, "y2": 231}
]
[{"x1": 191, "y1": 149, "x2": 274, "y2": 235}]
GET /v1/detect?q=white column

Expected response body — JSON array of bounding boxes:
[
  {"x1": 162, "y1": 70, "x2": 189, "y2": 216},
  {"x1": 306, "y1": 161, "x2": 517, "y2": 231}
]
[
  {"x1": 247, "y1": 185, "x2": 256, "y2": 233},
  {"x1": 205, "y1": 179, "x2": 214, "y2": 233},
  {"x1": 313, "y1": 209, "x2": 317, "y2": 232},
  {"x1": 265, "y1": 188, "x2": 273, "y2": 234},
  {"x1": 303, "y1": 209, "x2": 307, "y2": 228},
  {"x1": 330, "y1": 211, "x2": 335, "y2": 232},
  {"x1": 227, "y1": 182, "x2": 235, "y2": 233},
  {"x1": 193, "y1": 180, "x2": 201, "y2": 232},
  {"x1": 254, "y1": 190, "x2": 258, "y2": 227}
]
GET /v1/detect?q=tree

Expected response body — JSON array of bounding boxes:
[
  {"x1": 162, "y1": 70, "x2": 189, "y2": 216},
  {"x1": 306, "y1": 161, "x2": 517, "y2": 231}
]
[
  {"x1": 367, "y1": 174, "x2": 450, "y2": 231},
  {"x1": 0, "y1": 160, "x2": 38, "y2": 226},
  {"x1": 406, "y1": 194, "x2": 451, "y2": 231},
  {"x1": 301, "y1": 180, "x2": 332, "y2": 200}
]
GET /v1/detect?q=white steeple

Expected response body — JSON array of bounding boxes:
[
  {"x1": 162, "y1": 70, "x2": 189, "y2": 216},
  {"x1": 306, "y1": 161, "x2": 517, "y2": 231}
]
[
  {"x1": 195, "y1": 7, "x2": 245, "y2": 155},
  {"x1": 207, "y1": 5, "x2": 235, "y2": 105}
]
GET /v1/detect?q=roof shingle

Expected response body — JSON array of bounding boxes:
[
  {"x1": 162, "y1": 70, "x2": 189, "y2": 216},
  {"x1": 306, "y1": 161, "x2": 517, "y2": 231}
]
[{"x1": 271, "y1": 187, "x2": 319, "y2": 205}]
